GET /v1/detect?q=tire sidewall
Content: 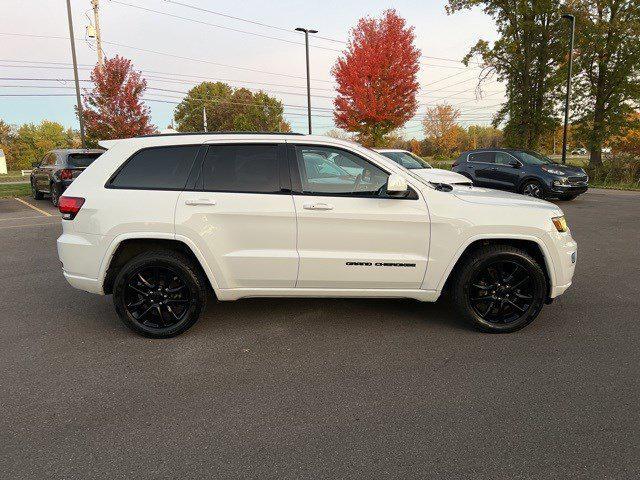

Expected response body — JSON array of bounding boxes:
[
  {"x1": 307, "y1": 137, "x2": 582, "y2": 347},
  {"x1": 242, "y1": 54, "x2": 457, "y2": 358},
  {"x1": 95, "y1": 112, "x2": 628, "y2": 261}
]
[
  {"x1": 457, "y1": 251, "x2": 546, "y2": 333},
  {"x1": 113, "y1": 254, "x2": 205, "y2": 338}
]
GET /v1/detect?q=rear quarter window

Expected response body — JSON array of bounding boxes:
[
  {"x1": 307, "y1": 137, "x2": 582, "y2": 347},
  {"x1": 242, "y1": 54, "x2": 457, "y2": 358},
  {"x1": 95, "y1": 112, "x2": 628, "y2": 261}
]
[{"x1": 108, "y1": 145, "x2": 199, "y2": 190}]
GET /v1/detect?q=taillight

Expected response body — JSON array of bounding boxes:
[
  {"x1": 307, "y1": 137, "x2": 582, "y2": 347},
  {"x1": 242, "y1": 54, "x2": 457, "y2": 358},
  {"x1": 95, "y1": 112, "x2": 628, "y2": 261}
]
[
  {"x1": 60, "y1": 169, "x2": 73, "y2": 180},
  {"x1": 59, "y1": 196, "x2": 85, "y2": 220}
]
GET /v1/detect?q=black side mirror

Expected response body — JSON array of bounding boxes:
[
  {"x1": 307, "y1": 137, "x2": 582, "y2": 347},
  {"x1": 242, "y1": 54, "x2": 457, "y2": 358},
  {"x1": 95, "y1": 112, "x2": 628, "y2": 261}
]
[{"x1": 508, "y1": 160, "x2": 520, "y2": 168}]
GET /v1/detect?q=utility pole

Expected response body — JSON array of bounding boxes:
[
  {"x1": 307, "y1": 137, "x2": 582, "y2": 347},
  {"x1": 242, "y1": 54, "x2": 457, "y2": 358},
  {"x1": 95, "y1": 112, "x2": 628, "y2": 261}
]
[
  {"x1": 66, "y1": 0, "x2": 86, "y2": 148},
  {"x1": 91, "y1": 0, "x2": 104, "y2": 69},
  {"x1": 295, "y1": 27, "x2": 318, "y2": 134},
  {"x1": 561, "y1": 14, "x2": 575, "y2": 165}
]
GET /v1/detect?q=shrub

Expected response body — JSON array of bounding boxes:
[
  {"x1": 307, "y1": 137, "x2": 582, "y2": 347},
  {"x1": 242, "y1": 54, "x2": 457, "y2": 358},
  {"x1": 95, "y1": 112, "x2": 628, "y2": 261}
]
[{"x1": 585, "y1": 156, "x2": 640, "y2": 189}]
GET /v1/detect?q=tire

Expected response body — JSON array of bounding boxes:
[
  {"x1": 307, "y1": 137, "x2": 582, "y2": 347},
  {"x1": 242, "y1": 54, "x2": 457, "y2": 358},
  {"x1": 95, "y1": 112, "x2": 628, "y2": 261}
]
[
  {"x1": 31, "y1": 181, "x2": 43, "y2": 200},
  {"x1": 50, "y1": 182, "x2": 61, "y2": 207},
  {"x1": 112, "y1": 250, "x2": 208, "y2": 338},
  {"x1": 559, "y1": 194, "x2": 578, "y2": 201},
  {"x1": 451, "y1": 244, "x2": 547, "y2": 333},
  {"x1": 520, "y1": 180, "x2": 545, "y2": 198}
]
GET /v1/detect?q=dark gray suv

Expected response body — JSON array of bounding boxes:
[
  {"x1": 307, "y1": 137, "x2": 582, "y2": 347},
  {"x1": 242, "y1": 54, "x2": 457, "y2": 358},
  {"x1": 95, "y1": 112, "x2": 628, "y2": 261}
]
[
  {"x1": 31, "y1": 149, "x2": 104, "y2": 206},
  {"x1": 452, "y1": 149, "x2": 588, "y2": 200}
]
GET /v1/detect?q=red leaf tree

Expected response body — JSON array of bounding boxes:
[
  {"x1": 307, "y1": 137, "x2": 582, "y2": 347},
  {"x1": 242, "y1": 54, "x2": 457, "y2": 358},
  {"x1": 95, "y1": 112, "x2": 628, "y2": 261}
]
[
  {"x1": 82, "y1": 56, "x2": 155, "y2": 143},
  {"x1": 332, "y1": 10, "x2": 421, "y2": 147}
]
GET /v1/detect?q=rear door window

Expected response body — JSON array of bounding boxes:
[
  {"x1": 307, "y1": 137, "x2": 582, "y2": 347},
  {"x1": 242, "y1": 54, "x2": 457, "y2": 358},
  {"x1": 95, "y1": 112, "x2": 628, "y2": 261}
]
[
  {"x1": 468, "y1": 152, "x2": 495, "y2": 164},
  {"x1": 201, "y1": 144, "x2": 280, "y2": 193},
  {"x1": 109, "y1": 145, "x2": 199, "y2": 190},
  {"x1": 67, "y1": 152, "x2": 103, "y2": 168}
]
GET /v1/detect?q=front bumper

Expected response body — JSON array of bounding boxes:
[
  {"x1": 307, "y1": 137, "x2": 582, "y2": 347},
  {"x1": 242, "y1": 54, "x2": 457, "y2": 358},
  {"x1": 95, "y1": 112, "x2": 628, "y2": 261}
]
[{"x1": 549, "y1": 232, "x2": 577, "y2": 298}]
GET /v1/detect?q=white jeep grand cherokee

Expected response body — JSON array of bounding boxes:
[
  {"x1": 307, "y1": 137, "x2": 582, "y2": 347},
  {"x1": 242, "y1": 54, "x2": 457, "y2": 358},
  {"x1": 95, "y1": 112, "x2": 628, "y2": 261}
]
[{"x1": 57, "y1": 133, "x2": 577, "y2": 337}]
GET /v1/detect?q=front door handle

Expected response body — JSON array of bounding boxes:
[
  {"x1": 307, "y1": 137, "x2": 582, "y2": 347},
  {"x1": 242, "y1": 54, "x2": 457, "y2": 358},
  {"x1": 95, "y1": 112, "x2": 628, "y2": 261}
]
[
  {"x1": 185, "y1": 198, "x2": 216, "y2": 206},
  {"x1": 303, "y1": 203, "x2": 334, "y2": 211}
]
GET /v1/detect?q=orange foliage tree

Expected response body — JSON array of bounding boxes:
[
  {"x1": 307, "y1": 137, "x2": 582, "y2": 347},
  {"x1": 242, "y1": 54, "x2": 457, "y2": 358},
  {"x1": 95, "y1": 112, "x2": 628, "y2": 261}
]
[
  {"x1": 332, "y1": 10, "x2": 421, "y2": 147},
  {"x1": 422, "y1": 104, "x2": 462, "y2": 158},
  {"x1": 82, "y1": 56, "x2": 155, "y2": 143}
]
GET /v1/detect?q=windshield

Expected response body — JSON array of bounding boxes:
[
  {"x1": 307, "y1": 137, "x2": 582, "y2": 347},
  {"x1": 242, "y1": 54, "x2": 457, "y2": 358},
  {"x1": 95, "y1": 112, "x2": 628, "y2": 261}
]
[
  {"x1": 516, "y1": 151, "x2": 555, "y2": 166},
  {"x1": 378, "y1": 151, "x2": 432, "y2": 170},
  {"x1": 67, "y1": 152, "x2": 102, "y2": 168}
]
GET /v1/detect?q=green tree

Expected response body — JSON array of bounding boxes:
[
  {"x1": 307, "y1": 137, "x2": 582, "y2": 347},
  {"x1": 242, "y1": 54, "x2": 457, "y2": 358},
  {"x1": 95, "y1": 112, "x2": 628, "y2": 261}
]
[
  {"x1": 569, "y1": 0, "x2": 640, "y2": 166},
  {"x1": 447, "y1": 0, "x2": 565, "y2": 150},
  {"x1": 9, "y1": 121, "x2": 78, "y2": 170},
  {"x1": 466, "y1": 124, "x2": 503, "y2": 149},
  {"x1": 0, "y1": 119, "x2": 14, "y2": 168},
  {"x1": 173, "y1": 82, "x2": 289, "y2": 133}
]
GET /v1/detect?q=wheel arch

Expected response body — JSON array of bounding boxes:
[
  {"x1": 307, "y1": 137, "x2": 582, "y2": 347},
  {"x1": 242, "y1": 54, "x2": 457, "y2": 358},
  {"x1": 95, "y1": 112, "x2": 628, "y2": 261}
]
[
  {"x1": 438, "y1": 236, "x2": 555, "y2": 299},
  {"x1": 101, "y1": 235, "x2": 220, "y2": 295}
]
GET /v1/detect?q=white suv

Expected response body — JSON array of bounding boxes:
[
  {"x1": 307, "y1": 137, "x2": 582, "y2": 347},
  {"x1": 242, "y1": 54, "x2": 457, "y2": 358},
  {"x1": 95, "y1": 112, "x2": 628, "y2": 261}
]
[{"x1": 57, "y1": 133, "x2": 577, "y2": 337}]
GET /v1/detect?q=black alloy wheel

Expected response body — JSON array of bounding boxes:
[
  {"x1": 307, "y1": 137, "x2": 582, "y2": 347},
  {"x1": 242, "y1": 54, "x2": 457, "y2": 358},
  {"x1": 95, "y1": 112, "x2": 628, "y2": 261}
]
[
  {"x1": 124, "y1": 266, "x2": 191, "y2": 329},
  {"x1": 467, "y1": 260, "x2": 536, "y2": 324},
  {"x1": 451, "y1": 245, "x2": 547, "y2": 333},
  {"x1": 113, "y1": 250, "x2": 207, "y2": 337},
  {"x1": 521, "y1": 180, "x2": 543, "y2": 198}
]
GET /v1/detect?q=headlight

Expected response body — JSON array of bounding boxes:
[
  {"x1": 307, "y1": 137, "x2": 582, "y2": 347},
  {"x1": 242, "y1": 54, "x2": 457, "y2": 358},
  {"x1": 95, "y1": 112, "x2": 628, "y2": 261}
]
[
  {"x1": 552, "y1": 216, "x2": 569, "y2": 232},
  {"x1": 542, "y1": 165, "x2": 565, "y2": 175}
]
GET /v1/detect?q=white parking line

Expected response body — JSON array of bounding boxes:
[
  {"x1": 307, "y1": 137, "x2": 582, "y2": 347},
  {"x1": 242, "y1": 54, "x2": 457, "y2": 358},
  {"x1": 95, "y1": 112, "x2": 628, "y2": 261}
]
[
  {"x1": 0, "y1": 215, "x2": 45, "y2": 222},
  {"x1": 0, "y1": 221, "x2": 59, "y2": 230},
  {"x1": 13, "y1": 197, "x2": 52, "y2": 217}
]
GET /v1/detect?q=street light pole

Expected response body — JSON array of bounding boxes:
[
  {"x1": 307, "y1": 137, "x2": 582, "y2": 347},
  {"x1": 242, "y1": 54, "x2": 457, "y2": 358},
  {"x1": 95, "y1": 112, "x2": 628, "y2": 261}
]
[
  {"x1": 66, "y1": 0, "x2": 86, "y2": 148},
  {"x1": 295, "y1": 27, "x2": 318, "y2": 134},
  {"x1": 561, "y1": 14, "x2": 575, "y2": 165}
]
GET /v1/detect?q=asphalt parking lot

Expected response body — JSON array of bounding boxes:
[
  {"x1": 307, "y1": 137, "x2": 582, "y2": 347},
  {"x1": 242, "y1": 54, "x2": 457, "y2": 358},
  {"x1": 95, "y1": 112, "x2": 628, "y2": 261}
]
[{"x1": 1, "y1": 190, "x2": 639, "y2": 479}]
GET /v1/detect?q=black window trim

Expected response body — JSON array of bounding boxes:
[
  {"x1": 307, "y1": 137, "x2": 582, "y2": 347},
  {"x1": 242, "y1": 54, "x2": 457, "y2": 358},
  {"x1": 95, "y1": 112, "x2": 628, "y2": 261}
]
[
  {"x1": 105, "y1": 144, "x2": 202, "y2": 191},
  {"x1": 190, "y1": 142, "x2": 291, "y2": 195},
  {"x1": 287, "y1": 143, "x2": 419, "y2": 200}
]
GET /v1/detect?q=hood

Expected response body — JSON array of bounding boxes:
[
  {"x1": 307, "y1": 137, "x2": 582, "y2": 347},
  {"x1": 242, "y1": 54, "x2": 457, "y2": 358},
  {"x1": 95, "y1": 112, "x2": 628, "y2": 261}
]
[
  {"x1": 412, "y1": 168, "x2": 472, "y2": 184},
  {"x1": 452, "y1": 185, "x2": 561, "y2": 213},
  {"x1": 542, "y1": 163, "x2": 586, "y2": 176}
]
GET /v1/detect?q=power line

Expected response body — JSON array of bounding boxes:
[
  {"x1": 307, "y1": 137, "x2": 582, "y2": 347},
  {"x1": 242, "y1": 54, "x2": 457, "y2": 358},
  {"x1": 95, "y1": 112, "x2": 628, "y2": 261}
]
[
  {"x1": 157, "y1": 0, "x2": 477, "y2": 65},
  {"x1": 0, "y1": 31, "x2": 333, "y2": 83}
]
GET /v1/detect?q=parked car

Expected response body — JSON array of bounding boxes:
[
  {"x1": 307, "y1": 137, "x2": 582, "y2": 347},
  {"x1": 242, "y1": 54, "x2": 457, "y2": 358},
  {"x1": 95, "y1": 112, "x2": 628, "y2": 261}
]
[
  {"x1": 375, "y1": 149, "x2": 471, "y2": 185},
  {"x1": 57, "y1": 133, "x2": 577, "y2": 337},
  {"x1": 31, "y1": 149, "x2": 105, "y2": 206},
  {"x1": 570, "y1": 148, "x2": 587, "y2": 156},
  {"x1": 452, "y1": 148, "x2": 588, "y2": 200}
]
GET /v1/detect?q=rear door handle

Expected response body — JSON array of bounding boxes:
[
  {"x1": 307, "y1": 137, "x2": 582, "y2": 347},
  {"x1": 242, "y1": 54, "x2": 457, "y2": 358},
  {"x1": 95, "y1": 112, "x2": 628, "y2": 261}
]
[
  {"x1": 303, "y1": 203, "x2": 334, "y2": 211},
  {"x1": 185, "y1": 198, "x2": 216, "y2": 206}
]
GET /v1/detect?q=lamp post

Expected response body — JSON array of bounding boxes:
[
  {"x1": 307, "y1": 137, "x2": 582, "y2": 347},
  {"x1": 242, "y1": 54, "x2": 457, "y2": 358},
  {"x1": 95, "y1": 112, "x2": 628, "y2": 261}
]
[
  {"x1": 561, "y1": 13, "x2": 575, "y2": 165},
  {"x1": 295, "y1": 27, "x2": 318, "y2": 134}
]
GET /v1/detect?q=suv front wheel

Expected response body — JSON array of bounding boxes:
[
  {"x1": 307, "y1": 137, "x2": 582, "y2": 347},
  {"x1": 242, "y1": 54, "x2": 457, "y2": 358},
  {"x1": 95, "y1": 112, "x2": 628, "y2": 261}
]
[
  {"x1": 112, "y1": 250, "x2": 208, "y2": 338},
  {"x1": 451, "y1": 244, "x2": 547, "y2": 333}
]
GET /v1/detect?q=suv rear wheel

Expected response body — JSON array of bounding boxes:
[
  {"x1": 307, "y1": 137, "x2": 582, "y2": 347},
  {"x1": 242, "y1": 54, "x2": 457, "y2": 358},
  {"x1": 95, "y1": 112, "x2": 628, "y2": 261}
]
[
  {"x1": 112, "y1": 250, "x2": 208, "y2": 338},
  {"x1": 451, "y1": 244, "x2": 547, "y2": 333},
  {"x1": 31, "y1": 181, "x2": 43, "y2": 200}
]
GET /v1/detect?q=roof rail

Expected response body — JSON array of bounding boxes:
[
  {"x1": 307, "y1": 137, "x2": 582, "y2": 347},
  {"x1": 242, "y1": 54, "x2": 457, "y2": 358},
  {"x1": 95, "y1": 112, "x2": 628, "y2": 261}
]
[{"x1": 136, "y1": 131, "x2": 305, "y2": 138}]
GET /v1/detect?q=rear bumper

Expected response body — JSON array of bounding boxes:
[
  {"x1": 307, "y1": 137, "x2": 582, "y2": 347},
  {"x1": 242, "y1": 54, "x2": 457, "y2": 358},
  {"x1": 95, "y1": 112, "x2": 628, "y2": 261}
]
[
  {"x1": 62, "y1": 271, "x2": 102, "y2": 294},
  {"x1": 57, "y1": 228, "x2": 106, "y2": 295}
]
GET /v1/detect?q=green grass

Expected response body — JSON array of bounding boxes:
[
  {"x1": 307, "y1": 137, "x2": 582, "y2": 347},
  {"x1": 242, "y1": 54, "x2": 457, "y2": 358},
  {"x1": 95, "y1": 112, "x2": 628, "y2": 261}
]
[
  {"x1": 0, "y1": 170, "x2": 31, "y2": 183},
  {"x1": 0, "y1": 183, "x2": 30, "y2": 198}
]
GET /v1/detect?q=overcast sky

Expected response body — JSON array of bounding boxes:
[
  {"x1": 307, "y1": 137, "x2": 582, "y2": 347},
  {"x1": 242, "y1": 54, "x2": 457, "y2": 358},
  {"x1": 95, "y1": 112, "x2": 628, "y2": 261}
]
[{"x1": 0, "y1": 0, "x2": 503, "y2": 137}]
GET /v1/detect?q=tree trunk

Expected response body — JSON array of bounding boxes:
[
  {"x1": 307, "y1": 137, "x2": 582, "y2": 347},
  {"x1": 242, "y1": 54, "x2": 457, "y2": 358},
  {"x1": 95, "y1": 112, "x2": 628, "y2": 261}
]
[{"x1": 589, "y1": 145, "x2": 603, "y2": 167}]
